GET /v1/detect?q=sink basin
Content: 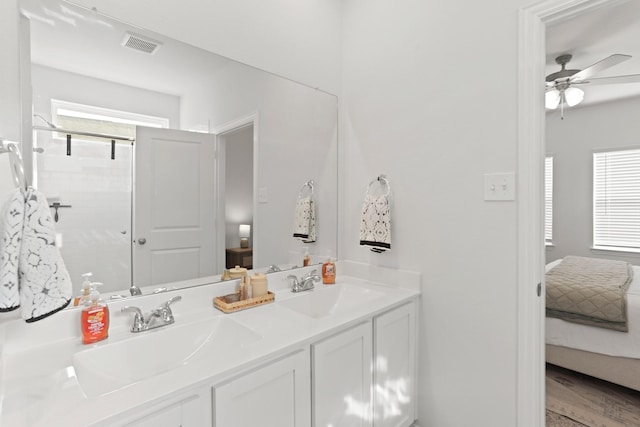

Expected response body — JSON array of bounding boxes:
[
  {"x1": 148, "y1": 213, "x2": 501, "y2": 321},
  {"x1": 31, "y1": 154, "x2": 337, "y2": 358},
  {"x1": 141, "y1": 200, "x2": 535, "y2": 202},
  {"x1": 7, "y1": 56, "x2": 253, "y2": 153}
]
[
  {"x1": 278, "y1": 284, "x2": 384, "y2": 319},
  {"x1": 72, "y1": 316, "x2": 260, "y2": 397}
]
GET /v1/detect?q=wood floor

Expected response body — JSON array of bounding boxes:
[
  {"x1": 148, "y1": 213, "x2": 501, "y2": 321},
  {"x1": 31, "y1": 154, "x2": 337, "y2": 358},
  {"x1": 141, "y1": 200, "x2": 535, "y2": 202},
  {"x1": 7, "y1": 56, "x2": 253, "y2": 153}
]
[{"x1": 546, "y1": 363, "x2": 640, "y2": 427}]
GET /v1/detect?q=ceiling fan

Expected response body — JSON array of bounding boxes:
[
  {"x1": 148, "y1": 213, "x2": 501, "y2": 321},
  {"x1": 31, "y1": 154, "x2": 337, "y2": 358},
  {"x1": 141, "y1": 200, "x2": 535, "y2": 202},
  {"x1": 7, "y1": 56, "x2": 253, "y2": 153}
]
[{"x1": 545, "y1": 53, "x2": 640, "y2": 116}]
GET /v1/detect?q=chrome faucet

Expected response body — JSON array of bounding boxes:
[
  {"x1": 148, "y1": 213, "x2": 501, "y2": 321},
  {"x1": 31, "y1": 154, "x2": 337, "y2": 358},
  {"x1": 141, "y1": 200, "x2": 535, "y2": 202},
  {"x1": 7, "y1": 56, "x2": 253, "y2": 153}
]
[
  {"x1": 121, "y1": 295, "x2": 182, "y2": 332},
  {"x1": 288, "y1": 270, "x2": 321, "y2": 293}
]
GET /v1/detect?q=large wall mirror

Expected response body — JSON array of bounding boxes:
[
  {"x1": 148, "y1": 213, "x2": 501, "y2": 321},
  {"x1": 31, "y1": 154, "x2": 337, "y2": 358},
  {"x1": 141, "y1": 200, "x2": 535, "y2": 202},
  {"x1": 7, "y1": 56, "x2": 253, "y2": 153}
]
[{"x1": 19, "y1": 0, "x2": 338, "y2": 300}]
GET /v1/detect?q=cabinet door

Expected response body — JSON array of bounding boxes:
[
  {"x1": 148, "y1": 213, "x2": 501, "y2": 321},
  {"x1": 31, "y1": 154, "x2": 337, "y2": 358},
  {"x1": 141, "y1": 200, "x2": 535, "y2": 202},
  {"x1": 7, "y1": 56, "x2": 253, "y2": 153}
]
[
  {"x1": 373, "y1": 302, "x2": 416, "y2": 427},
  {"x1": 213, "y1": 349, "x2": 311, "y2": 427},
  {"x1": 118, "y1": 392, "x2": 206, "y2": 427},
  {"x1": 312, "y1": 321, "x2": 373, "y2": 427}
]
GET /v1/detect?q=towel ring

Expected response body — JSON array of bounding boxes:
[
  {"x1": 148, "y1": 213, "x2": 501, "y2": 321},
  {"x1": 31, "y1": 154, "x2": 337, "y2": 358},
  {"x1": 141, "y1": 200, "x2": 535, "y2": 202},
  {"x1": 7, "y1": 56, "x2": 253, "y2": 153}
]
[
  {"x1": 298, "y1": 180, "x2": 314, "y2": 198},
  {"x1": 367, "y1": 174, "x2": 391, "y2": 197}
]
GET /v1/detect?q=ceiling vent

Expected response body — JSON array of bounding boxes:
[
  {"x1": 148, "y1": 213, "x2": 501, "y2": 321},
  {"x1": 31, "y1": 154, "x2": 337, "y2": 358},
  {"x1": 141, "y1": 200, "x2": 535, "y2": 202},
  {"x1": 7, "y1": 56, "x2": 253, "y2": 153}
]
[{"x1": 122, "y1": 32, "x2": 162, "y2": 55}]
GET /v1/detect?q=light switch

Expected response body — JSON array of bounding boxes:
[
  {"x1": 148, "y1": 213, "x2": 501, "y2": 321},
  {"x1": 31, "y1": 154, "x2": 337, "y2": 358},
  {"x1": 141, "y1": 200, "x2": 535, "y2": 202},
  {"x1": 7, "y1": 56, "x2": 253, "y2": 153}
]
[
  {"x1": 258, "y1": 187, "x2": 268, "y2": 203},
  {"x1": 484, "y1": 172, "x2": 516, "y2": 201}
]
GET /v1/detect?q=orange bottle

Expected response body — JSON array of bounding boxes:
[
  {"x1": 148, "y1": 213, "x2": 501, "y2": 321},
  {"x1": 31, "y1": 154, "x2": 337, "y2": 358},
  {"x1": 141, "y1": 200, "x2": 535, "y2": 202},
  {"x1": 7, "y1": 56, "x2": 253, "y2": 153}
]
[
  {"x1": 81, "y1": 290, "x2": 110, "y2": 344},
  {"x1": 303, "y1": 247, "x2": 311, "y2": 267},
  {"x1": 322, "y1": 257, "x2": 336, "y2": 285}
]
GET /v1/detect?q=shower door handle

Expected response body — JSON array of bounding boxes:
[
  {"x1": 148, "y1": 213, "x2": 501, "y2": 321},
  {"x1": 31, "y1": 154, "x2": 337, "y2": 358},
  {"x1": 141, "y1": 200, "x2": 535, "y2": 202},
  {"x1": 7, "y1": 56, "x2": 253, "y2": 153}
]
[{"x1": 136, "y1": 238, "x2": 147, "y2": 245}]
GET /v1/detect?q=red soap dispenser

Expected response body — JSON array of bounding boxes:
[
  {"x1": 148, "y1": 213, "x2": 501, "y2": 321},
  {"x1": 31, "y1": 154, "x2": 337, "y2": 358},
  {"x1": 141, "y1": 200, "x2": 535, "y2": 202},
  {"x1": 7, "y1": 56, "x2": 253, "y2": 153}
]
[
  {"x1": 81, "y1": 285, "x2": 109, "y2": 344},
  {"x1": 322, "y1": 256, "x2": 336, "y2": 285}
]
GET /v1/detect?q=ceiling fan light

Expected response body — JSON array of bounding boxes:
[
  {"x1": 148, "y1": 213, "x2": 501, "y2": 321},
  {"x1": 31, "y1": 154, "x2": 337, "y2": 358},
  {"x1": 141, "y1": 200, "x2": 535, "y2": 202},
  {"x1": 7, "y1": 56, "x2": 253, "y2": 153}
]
[
  {"x1": 564, "y1": 87, "x2": 584, "y2": 107},
  {"x1": 545, "y1": 90, "x2": 560, "y2": 110}
]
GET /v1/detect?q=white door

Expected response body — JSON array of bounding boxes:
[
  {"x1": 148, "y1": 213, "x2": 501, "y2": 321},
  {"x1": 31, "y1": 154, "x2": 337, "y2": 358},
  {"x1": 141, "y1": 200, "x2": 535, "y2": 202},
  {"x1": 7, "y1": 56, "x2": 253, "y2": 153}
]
[{"x1": 134, "y1": 126, "x2": 217, "y2": 288}]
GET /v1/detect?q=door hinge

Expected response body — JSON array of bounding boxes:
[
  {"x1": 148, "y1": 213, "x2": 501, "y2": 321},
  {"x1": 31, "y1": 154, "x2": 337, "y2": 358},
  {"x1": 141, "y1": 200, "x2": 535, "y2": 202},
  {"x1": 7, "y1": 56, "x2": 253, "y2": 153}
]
[{"x1": 537, "y1": 282, "x2": 542, "y2": 297}]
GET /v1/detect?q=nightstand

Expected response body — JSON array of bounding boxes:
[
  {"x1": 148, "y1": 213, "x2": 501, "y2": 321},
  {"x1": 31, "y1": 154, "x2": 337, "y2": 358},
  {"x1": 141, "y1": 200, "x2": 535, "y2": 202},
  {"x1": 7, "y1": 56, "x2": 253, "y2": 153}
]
[{"x1": 226, "y1": 247, "x2": 253, "y2": 269}]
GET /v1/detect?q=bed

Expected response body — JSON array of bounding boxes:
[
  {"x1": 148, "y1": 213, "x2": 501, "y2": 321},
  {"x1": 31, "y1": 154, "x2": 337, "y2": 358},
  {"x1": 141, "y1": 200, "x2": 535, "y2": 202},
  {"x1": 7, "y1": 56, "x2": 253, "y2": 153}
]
[{"x1": 545, "y1": 256, "x2": 640, "y2": 391}]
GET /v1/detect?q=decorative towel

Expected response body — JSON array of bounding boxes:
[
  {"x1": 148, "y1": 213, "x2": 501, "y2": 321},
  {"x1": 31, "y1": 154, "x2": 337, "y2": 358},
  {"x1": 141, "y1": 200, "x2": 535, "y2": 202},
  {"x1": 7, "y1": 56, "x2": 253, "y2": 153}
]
[
  {"x1": 19, "y1": 188, "x2": 71, "y2": 322},
  {"x1": 293, "y1": 196, "x2": 316, "y2": 243},
  {"x1": 0, "y1": 188, "x2": 25, "y2": 312},
  {"x1": 359, "y1": 193, "x2": 391, "y2": 252}
]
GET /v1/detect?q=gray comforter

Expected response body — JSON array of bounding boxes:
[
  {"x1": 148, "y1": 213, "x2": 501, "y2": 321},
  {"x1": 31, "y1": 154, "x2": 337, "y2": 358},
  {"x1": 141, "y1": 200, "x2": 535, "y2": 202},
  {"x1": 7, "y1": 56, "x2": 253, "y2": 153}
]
[{"x1": 546, "y1": 256, "x2": 633, "y2": 332}]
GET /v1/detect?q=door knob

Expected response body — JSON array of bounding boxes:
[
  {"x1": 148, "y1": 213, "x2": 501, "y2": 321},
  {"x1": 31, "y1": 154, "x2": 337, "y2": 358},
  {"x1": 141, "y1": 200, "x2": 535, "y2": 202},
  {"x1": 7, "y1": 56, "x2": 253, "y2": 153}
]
[{"x1": 137, "y1": 237, "x2": 147, "y2": 245}]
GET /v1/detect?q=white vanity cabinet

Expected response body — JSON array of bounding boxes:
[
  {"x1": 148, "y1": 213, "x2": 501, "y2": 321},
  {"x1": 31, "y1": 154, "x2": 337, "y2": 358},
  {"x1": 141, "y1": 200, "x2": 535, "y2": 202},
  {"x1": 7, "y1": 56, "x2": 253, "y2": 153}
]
[
  {"x1": 212, "y1": 349, "x2": 311, "y2": 427},
  {"x1": 311, "y1": 301, "x2": 417, "y2": 427}
]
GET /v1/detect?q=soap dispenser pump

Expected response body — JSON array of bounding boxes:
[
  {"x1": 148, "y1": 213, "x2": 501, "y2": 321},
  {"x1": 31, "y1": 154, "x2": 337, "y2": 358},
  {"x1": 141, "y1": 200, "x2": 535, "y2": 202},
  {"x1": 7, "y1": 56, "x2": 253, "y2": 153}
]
[
  {"x1": 74, "y1": 272, "x2": 93, "y2": 306},
  {"x1": 81, "y1": 283, "x2": 109, "y2": 344}
]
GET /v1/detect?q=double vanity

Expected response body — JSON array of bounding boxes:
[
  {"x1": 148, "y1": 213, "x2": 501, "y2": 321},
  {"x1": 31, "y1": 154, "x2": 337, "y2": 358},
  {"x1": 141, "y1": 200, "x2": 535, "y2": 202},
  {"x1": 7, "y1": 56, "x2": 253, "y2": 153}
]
[{"x1": 0, "y1": 261, "x2": 420, "y2": 427}]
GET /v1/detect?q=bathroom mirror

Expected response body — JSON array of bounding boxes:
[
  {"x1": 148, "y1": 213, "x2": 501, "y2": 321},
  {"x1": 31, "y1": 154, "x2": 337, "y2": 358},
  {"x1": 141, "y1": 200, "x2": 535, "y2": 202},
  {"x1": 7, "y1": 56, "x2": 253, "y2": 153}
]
[{"x1": 18, "y1": 0, "x2": 338, "y2": 300}]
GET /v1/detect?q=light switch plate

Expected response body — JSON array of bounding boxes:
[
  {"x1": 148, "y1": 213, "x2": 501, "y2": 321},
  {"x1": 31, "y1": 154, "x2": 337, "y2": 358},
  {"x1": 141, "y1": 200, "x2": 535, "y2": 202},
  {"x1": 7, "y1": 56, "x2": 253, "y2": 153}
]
[
  {"x1": 258, "y1": 187, "x2": 268, "y2": 203},
  {"x1": 484, "y1": 172, "x2": 516, "y2": 201}
]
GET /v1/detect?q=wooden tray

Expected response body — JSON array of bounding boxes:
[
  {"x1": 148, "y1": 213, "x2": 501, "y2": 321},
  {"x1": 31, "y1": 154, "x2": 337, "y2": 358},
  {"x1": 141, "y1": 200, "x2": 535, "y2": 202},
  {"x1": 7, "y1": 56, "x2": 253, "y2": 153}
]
[{"x1": 214, "y1": 291, "x2": 275, "y2": 313}]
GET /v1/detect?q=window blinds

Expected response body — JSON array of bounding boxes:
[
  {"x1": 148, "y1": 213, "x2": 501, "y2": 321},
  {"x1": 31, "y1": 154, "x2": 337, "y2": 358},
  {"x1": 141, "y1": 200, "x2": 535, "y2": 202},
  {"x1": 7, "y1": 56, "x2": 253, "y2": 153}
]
[
  {"x1": 593, "y1": 149, "x2": 640, "y2": 251},
  {"x1": 545, "y1": 156, "x2": 553, "y2": 243}
]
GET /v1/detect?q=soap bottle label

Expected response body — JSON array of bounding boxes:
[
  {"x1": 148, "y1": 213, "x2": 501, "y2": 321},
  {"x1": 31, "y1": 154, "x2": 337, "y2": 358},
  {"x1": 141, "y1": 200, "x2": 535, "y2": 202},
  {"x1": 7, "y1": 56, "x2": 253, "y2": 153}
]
[{"x1": 82, "y1": 306, "x2": 109, "y2": 344}]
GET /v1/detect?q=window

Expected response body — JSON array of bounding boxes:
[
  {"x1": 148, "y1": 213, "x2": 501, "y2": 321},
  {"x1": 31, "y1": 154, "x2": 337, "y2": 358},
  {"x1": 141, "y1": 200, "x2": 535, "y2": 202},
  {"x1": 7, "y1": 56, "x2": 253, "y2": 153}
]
[
  {"x1": 545, "y1": 156, "x2": 553, "y2": 244},
  {"x1": 51, "y1": 99, "x2": 169, "y2": 141},
  {"x1": 593, "y1": 148, "x2": 640, "y2": 252}
]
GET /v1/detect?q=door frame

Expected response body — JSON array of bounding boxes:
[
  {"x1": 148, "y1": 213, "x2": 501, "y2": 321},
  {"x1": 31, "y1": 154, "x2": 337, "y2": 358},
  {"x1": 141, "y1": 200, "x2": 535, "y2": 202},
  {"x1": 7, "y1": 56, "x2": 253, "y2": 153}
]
[
  {"x1": 212, "y1": 113, "x2": 259, "y2": 271},
  {"x1": 517, "y1": 0, "x2": 620, "y2": 424}
]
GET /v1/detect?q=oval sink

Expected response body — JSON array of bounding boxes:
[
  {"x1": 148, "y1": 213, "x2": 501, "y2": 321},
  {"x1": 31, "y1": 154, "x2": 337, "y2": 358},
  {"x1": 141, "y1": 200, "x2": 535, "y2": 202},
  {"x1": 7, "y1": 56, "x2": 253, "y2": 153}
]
[
  {"x1": 72, "y1": 316, "x2": 260, "y2": 398},
  {"x1": 278, "y1": 284, "x2": 384, "y2": 319}
]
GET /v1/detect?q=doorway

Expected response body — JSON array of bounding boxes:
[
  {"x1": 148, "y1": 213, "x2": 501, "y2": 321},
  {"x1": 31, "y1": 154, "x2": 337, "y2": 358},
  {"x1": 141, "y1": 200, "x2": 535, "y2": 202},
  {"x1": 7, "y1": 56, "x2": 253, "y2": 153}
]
[
  {"x1": 213, "y1": 115, "x2": 257, "y2": 271},
  {"x1": 518, "y1": 0, "x2": 623, "y2": 425},
  {"x1": 220, "y1": 125, "x2": 254, "y2": 269}
]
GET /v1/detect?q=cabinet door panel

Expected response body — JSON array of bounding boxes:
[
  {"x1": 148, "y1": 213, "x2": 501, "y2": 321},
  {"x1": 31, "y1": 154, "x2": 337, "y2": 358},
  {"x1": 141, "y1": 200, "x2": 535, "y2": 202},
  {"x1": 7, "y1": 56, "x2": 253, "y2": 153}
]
[
  {"x1": 312, "y1": 321, "x2": 373, "y2": 427},
  {"x1": 121, "y1": 394, "x2": 203, "y2": 427},
  {"x1": 214, "y1": 350, "x2": 310, "y2": 427},
  {"x1": 373, "y1": 302, "x2": 416, "y2": 427}
]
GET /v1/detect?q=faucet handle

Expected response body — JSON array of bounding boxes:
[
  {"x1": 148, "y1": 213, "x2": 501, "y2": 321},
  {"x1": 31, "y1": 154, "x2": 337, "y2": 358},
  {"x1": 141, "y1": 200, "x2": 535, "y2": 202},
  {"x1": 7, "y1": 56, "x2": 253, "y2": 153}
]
[
  {"x1": 121, "y1": 306, "x2": 144, "y2": 331},
  {"x1": 304, "y1": 269, "x2": 318, "y2": 279},
  {"x1": 164, "y1": 295, "x2": 182, "y2": 308},
  {"x1": 158, "y1": 295, "x2": 181, "y2": 322}
]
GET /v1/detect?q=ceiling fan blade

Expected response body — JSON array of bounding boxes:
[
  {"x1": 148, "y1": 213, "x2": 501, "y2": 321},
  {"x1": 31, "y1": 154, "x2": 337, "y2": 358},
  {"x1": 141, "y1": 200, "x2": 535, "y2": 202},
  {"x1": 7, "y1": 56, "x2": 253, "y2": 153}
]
[
  {"x1": 571, "y1": 54, "x2": 631, "y2": 82},
  {"x1": 573, "y1": 74, "x2": 640, "y2": 86}
]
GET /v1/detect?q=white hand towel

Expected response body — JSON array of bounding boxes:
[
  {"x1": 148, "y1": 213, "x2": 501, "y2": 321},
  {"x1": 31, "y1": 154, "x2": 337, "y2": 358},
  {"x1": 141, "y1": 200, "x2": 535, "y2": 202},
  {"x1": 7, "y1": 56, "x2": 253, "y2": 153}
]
[
  {"x1": 293, "y1": 196, "x2": 316, "y2": 243},
  {"x1": 19, "y1": 188, "x2": 72, "y2": 322},
  {"x1": 0, "y1": 188, "x2": 25, "y2": 312},
  {"x1": 359, "y1": 194, "x2": 391, "y2": 253}
]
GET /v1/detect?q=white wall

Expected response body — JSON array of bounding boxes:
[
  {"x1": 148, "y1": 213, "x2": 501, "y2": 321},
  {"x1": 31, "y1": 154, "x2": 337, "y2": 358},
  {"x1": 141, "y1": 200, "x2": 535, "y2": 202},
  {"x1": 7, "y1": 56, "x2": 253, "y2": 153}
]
[
  {"x1": 0, "y1": 0, "x2": 21, "y2": 142},
  {"x1": 546, "y1": 96, "x2": 640, "y2": 266},
  {"x1": 31, "y1": 65, "x2": 181, "y2": 128},
  {"x1": 341, "y1": 1, "x2": 527, "y2": 425}
]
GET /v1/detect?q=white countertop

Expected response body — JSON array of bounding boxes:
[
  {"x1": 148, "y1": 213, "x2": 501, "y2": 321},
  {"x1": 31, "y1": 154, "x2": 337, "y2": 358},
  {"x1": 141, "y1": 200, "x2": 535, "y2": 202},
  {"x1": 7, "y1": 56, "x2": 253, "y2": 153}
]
[{"x1": 0, "y1": 261, "x2": 420, "y2": 427}]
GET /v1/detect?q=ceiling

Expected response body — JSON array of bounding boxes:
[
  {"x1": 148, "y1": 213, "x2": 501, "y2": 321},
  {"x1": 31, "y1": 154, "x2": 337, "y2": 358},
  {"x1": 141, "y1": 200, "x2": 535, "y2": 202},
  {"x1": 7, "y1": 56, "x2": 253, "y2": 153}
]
[{"x1": 546, "y1": 0, "x2": 640, "y2": 108}]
